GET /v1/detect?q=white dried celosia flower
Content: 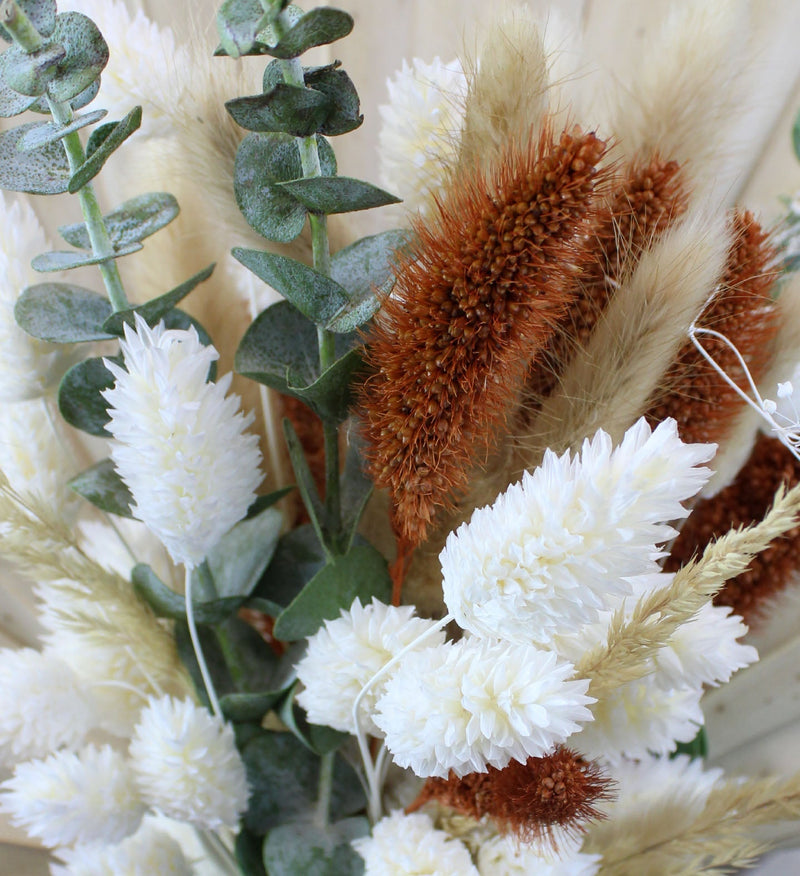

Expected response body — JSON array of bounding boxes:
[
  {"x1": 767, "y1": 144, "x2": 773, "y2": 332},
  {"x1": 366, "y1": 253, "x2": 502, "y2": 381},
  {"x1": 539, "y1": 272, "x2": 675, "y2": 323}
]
[
  {"x1": 353, "y1": 810, "x2": 479, "y2": 875},
  {"x1": 477, "y1": 834, "x2": 601, "y2": 876},
  {"x1": 375, "y1": 638, "x2": 593, "y2": 778},
  {"x1": 60, "y1": 0, "x2": 188, "y2": 138},
  {"x1": 0, "y1": 745, "x2": 145, "y2": 848},
  {"x1": 0, "y1": 193, "x2": 76, "y2": 402},
  {"x1": 0, "y1": 399, "x2": 78, "y2": 517},
  {"x1": 576, "y1": 675, "x2": 704, "y2": 763},
  {"x1": 441, "y1": 418, "x2": 715, "y2": 646},
  {"x1": 378, "y1": 57, "x2": 467, "y2": 214},
  {"x1": 130, "y1": 696, "x2": 248, "y2": 830},
  {"x1": 51, "y1": 823, "x2": 194, "y2": 876},
  {"x1": 102, "y1": 314, "x2": 262, "y2": 568},
  {"x1": 654, "y1": 602, "x2": 758, "y2": 689},
  {"x1": 295, "y1": 597, "x2": 446, "y2": 735},
  {"x1": 0, "y1": 648, "x2": 97, "y2": 766}
]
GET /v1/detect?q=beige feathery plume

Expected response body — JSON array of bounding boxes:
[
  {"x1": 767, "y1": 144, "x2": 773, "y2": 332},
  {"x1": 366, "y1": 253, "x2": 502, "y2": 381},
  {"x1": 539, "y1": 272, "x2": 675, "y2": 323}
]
[
  {"x1": 605, "y1": 0, "x2": 749, "y2": 205},
  {"x1": 577, "y1": 477, "x2": 800, "y2": 700},
  {"x1": 457, "y1": 5, "x2": 550, "y2": 173}
]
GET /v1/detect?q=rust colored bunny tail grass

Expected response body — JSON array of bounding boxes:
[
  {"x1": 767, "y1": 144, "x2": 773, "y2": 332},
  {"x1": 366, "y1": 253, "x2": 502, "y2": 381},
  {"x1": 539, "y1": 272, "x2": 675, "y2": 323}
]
[
  {"x1": 646, "y1": 211, "x2": 780, "y2": 446},
  {"x1": 666, "y1": 433, "x2": 800, "y2": 625},
  {"x1": 410, "y1": 748, "x2": 612, "y2": 847},
  {"x1": 525, "y1": 154, "x2": 689, "y2": 406},
  {"x1": 359, "y1": 125, "x2": 608, "y2": 546}
]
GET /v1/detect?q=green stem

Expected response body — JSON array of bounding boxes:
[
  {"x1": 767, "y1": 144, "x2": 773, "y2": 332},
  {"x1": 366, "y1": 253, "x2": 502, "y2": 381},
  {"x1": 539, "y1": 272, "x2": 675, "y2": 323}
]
[
  {"x1": 276, "y1": 12, "x2": 342, "y2": 548},
  {"x1": 2, "y1": 0, "x2": 129, "y2": 312},
  {"x1": 314, "y1": 751, "x2": 335, "y2": 831}
]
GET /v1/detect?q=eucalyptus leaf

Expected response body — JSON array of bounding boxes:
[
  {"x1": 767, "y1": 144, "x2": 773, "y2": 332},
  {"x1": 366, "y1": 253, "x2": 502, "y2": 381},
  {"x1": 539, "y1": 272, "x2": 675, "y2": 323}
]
[
  {"x1": 31, "y1": 243, "x2": 142, "y2": 272},
  {"x1": 0, "y1": 122, "x2": 69, "y2": 193},
  {"x1": 0, "y1": 0, "x2": 56, "y2": 43},
  {"x1": 283, "y1": 419, "x2": 328, "y2": 551},
  {"x1": 327, "y1": 229, "x2": 410, "y2": 331},
  {"x1": 68, "y1": 458, "x2": 133, "y2": 518},
  {"x1": 47, "y1": 12, "x2": 108, "y2": 103},
  {"x1": 226, "y1": 84, "x2": 331, "y2": 137},
  {"x1": 246, "y1": 485, "x2": 295, "y2": 518},
  {"x1": 132, "y1": 563, "x2": 246, "y2": 625},
  {"x1": 339, "y1": 437, "x2": 373, "y2": 553},
  {"x1": 221, "y1": 690, "x2": 289, "y2": 724},
  {"x1": 251, "y1": 524, "x2": 326, "y2": 616},
  {"x1": 57, "y1": 354, "x2": 117, "y2": 436},
  {"x1": 16, "y1": 109, "x2": 106, "y2": 151},
  {"x1": 175, "y1": 621, "x2": 234, "y2": 709},
  {"x1": 273, "y1": 543, "x2": 391, "y2": 641},
  {"x1": 28, "y1": 76, "x2": 99, "y2": 113},
  {"x1": 102, "y1": 263, "x2": 215, "y2": 335},
  {"x1": 216, "y1": 0, "x2": 271, "y2": 58},
  {"x1": 0, "y1": 77, "x2": 38, "y2": 117},
  {"x1": 214, "y1": 616, "x2": 283, "y2": 692},
  {"x1": 242, "y1": 732, "x2": 364, "y2": 834},
  {"x1": 14, "y1": 283, "x2": 114, "y2": 343},
  {"x1": 0, "y1": 41, "x2": 65, "y2": 97},
  {"x1": 59, "y1": 192, "x2": 179, "y2": 250},
  {"x1": 68, "y1": 105, "x2": 141, "y2": 193},
  {"x1": 304, "y1": 63, "x2": 362, "y2": 136},
  {"x1": 277, "y1": 176, "x2": 400, "y2": 214},
  {"x1": 233, "y1": 248, "x2": 350, "y2": 324},
  {"x1": 236, "y1": 829, "x2": 267, "y2": 876},
  {"x1": 261, "y1": 8, "x2": 353, "y2": 59},
  {"x1": 279, "y1": 687, "x2": 348, "y2": 755},
  {"x1": 263, "y1": 818, "x2": 368, "y2": 876},
  {"x1": 206, "y1": 507, "x2": 283, "y2": 601}
]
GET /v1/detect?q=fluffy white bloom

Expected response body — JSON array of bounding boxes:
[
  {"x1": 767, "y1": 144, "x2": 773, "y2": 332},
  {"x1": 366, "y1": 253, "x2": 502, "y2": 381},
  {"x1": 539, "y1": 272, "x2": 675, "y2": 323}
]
[
  {"x1": 0, "y1": 648, "x2": 97, "y2": 765},
  {"x1": 477, "y1": 834, "x2": 601, "y2": 876},
  {"x1": 577, "y1": 675, "x2": 704, "y2": 762},
  {"x1": 130, "y1": 696, "x2": 248, "y2": 830},
  {"x1": 378, "y1": 57, "x2": 467, "y2": 214},
  {"x1": 0, "y1": 745, "x2": 145, "y2": 848},
  {"x1": 102, "y1": 314, "x2": 262, "y2": 568},
  {"x1": 654, "y1": 602, "x2": 758, "y2": 689},
  {"x1": 51, "y1": 823, "x2": 193, "y2": 876},
  {"x1": 375, "y1": 638, "x2": 593, "y2": 778},
  {"x1": 0, "y1": 193, "x2": 76, "y2": 401},
  {"x1": 295, "y1": 597, "x2": 446, "y2": 735},
  {"x1": 353, "y1": 811, "x2": 479, "y2": 875},
  {"x1": 0, "y1": 399, "x2": 78, "y2": 516},
  {"x1": 60, "y1": 0, "x2": 188, "y2": 138},
  {"x1": 441, "y1": 418, "x2": 715, "y2": 646}
]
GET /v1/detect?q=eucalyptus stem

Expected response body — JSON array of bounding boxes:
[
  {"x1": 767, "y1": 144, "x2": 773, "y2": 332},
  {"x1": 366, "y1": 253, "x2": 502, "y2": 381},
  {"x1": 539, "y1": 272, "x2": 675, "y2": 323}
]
[
  {"x1": 314, "y1": 751, "x2": 335, "y2": 830},
  {"x1": 276, "y1": 12, "x2": 343, "y2": 546},
  {"x1": 1, "y1": 0, "x2": 129, "y2": 312}
]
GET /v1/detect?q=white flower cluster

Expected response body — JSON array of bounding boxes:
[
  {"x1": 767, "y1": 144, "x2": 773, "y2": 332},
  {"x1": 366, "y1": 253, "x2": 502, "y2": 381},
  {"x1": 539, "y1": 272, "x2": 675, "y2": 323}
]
[
  {"x1": 378, "y1": 57, "x2": 467, "y2": 214},
  {"x1": 0, "y1": 694, "x2": 247, "y2": 862}
]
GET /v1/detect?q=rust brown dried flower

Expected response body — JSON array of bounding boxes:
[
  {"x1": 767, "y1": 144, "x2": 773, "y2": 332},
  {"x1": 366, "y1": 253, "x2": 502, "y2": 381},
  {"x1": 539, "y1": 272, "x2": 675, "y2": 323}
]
[{"x1": 359, "y1": 125, "x2": 608, "y2": 545}]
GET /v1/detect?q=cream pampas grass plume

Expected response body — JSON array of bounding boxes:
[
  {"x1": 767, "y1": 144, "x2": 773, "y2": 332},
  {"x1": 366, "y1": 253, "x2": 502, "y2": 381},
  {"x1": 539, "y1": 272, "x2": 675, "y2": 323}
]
[
  {"x1": 0, "y1": 745, "x2": 145, "y2": 848},
  {"x1": 102, "y1": 314, "x2": 262, "y2": 569},
  {"x1": 130, "y1": 696, "x2": 249, "y2": 830}
]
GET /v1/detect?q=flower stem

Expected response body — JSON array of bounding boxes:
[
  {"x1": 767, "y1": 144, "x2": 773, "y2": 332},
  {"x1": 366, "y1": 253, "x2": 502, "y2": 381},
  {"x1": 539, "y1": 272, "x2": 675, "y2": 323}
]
[
  {"x1": 184, "y1": 565, "x2": 222, "y2": 718},
  {"x1": 276, "y1": 13, "x2": 342, "y2": 548},
  {"x1": 1, "y1": 0, "x2": 129, "y2": 312},
  {"x1": 314, "y1": 751, "x2": 335, "y2": 831}
]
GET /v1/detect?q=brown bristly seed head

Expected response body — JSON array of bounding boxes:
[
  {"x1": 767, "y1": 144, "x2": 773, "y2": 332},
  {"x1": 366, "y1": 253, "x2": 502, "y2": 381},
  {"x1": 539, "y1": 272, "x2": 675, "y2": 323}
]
[
  {"x1": 667, "y1": 432, "x2": 800, "y2": 625},
  {"x1": 646, "y1": 210, "x2": 781, "y2": 445},
  {"x1": 525, "y1": 154, "x2": 689, "y2": 406},
  {"x1": 413, "y1": 748, "x2": 614, "y2": 848},
  {"x1": 358, "y1": 124, "x2": 608, "y2": 545}
]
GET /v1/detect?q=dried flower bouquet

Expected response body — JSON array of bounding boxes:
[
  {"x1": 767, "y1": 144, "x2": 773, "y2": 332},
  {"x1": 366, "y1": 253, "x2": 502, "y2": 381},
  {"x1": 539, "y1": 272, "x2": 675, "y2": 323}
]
[{"x1": 1, "y1": 0, "x2": 800, "y2": 874}]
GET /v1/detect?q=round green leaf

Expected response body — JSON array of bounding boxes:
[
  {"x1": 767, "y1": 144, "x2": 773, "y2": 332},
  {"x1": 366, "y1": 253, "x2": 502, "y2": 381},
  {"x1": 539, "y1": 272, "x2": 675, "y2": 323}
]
[
  {"x1": 216, "y1": 0, "x2": 271, "y2": 58},
  {"x1": 15, "y1": 283, "x2": 114, "y2": 343},
  {"x1": 59, "y1": 192, "x2": 180, "y2": 250},
  {"x1": 0, "y1": 41, "x2": 65, "y2": 96},
  {"x1": 0, "y1": 122, "x2": 69, "y2": 193},
  {"x1": 47, "y1": 12, "x2": 108, "y2": 103},
  {"x1": 31, "y1": 243, "x2": 142, "y2": 273},
  {"x1": 58, "y1": 354, "x2": 117, "y2": 436},
  {"x1": 277, "y1": 176, "x2": 400, "y2": 214},
  {"x1": 0, "y1": 76, "x2": 38, "y2": 117},
  {"x1": 28, "y1": 75, "x2": 99, "y2": 113},
  {"x1": 68, "y1": 458, "x2": 133, "y2": 518},
  {"x1": 260, "y1": 8, "x2": 354, "y2": 59},
  {"x1": 16, "y1": 109, "x2": 106, "y2": 151},
  {"x1": 226, "y1": 83, "x2": 332, "y2": 137},
  {"x1": 304, "y1": 63, "x2": 362, "y2": 136},
  {"x1": 263, "y1": 819, "x2": 368, "y2": 876}
]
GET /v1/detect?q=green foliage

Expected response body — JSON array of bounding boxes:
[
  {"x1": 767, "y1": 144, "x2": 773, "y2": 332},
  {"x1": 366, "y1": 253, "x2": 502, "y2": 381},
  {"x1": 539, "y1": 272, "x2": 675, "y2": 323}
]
[
  {"x1": 339, "y1": 438, "x2": 373, "y2": 553},
  {"x1": 236, "y1": 828, "x2": 268, "y2": 876},
  {"x1": 276, "y1": 175, "x2": 400, "y2": 214},
  {"x1": 0, "y1": 41, "x2": 66, "y2": 96},
  {"x1": 14, "y1": 283, "x2": 114, "y2": 343},
  {"x1": 250, "y1": 524, "x2": 326, "y2": 617},
  {"x1": 68, "y1": 458, "x2": 133, "y2": 518},
  {"x1": 59, "y1": 192, "x2": 180, "y2": 250},
  {"x1": 303, "y1": 63, "x2": 362, "y2": 135},
  {"x1": 226, "y1": 83, "x2": 331, "y2": 136},
  {"x1": 273, "y1": 543, "x2": 391, "y2": 641},
  {"x1": 0, "y1": 76, "x2": 38, "y2": 116},
  {"x1": 68, "y1": 105, "x2": 142, "y2": 192},
  {"x1": 259, "y1": 8, "x2": 354, "y2": 60},
  {"x1": 57, "y1": 354, "x2": 116, "y2": 436},
  {"x1": 216, "y1": 0, "x2": 272, "y2": 59},
  {"x1": 793, "y1": 106, "x2": 800, "y2": 164},
  {"x1": 0, "y1": 1, "x2": 56, "y2": 43},
  {"x1": 45, "y1": 12, "x2": 108, "y2": 103},
  {"x1": 28, "y1": 76, "x2": 98, "y2": 113},
  {"x1": 31, "y1": 243, "x2": 142, "y2": 271},
  {"x1": 673, "y1": 727, "x2": 708, "y2": 760},
  {"x1": 16, "y1": 108, "x2": 106, "y2": 149},
  {"x1": 0, "y1": 122, "x2": 70, "y2": 193},
  {"x1": 278, "y1": 687, "x2": 348, "y2": 754},
  {"x1": 262, "y1": 818, "x2": 367, "y2": 876}
]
